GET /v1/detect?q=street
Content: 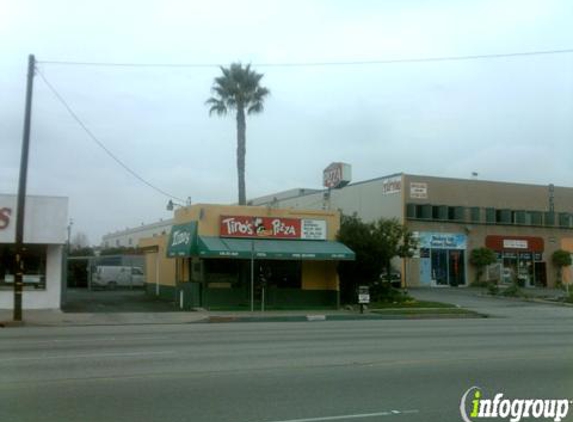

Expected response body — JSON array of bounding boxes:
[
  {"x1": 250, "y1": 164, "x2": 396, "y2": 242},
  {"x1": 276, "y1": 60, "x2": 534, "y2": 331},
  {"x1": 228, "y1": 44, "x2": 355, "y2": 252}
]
[{"x1": 2, "y1": 297, "x2": 573, "y2": 422}]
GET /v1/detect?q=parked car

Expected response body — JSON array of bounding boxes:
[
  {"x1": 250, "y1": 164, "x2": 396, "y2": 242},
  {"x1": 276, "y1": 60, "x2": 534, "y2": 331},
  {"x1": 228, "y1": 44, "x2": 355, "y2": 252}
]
[
  {"x1": 91, "y1": 266, "x2": 145, "y2": 289},
  {"x1": 380, "y1": 270, "x2": 402, "y2": 288}
]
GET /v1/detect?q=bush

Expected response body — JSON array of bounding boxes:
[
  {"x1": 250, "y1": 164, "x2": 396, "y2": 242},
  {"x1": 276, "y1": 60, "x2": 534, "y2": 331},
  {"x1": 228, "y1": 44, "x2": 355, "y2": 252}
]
[
  {"x1": 487, "y1": 282, "x2": 499, "y2": 296},
  {"x1": 500, "y1": 283, "x2": 527, "y2": 298},
  {"x1": 369, "y1": 282, "x2": 412, "y2": 303},
  {"x1": 470, "y1": 247, "x2": 497, "y2": 284}
]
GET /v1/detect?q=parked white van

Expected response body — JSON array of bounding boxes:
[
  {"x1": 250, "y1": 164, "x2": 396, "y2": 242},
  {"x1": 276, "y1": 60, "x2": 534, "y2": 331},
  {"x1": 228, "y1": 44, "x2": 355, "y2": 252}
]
[{"x1": 92, "y1": 266, "x2": 146, "y2": 289}]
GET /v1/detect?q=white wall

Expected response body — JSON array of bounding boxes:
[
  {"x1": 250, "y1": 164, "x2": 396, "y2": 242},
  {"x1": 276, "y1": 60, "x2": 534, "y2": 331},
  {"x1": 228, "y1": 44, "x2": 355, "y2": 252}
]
[
  {"x1": 0, "y1": 194, "x2": 68, "y2": 244},
  {"x1": 259, "y1": 174, "x2": 405, "y2": 223},
  {"x1": 0, "y1": 245, "x2": 63, "y2": 309}
]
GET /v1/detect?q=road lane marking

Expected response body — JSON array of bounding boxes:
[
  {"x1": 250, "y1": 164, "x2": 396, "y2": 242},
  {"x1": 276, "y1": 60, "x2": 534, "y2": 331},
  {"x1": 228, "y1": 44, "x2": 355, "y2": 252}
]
[
  {"x1": 0, "y1": 350, "x2": 175, "y2": 363},
  {"x1": 254, "y1": 409, "x2": 419, "y2": 422}
]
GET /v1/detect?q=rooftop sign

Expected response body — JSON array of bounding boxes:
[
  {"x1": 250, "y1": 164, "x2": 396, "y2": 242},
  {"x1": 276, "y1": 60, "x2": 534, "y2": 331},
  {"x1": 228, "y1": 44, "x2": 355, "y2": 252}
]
[{"x1": 323, "y1": 162, "x2": 351, "y2": 189}]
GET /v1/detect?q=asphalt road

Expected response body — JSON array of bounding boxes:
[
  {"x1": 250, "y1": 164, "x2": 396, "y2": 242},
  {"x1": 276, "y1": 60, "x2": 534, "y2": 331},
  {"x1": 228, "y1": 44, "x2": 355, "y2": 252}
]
[{"x1": 2, "y1": 298, "x2": 573, "y2": 422}]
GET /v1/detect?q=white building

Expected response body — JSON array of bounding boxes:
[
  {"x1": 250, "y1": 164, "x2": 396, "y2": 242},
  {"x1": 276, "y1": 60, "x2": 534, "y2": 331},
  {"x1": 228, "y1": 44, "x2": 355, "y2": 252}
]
[
  {"x1": 101, "y1": 219, "x2": 174, "y2": 249},
  {"x1": 0, "y1": 194, "x2": 68, "y2": 309}
]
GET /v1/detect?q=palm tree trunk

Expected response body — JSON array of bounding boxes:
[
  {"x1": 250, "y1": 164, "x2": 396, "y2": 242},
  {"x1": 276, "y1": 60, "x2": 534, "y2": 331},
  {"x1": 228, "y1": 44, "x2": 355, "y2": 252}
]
[{"x1": 236, "y1": 106, "x2": 247, "y2": 205}]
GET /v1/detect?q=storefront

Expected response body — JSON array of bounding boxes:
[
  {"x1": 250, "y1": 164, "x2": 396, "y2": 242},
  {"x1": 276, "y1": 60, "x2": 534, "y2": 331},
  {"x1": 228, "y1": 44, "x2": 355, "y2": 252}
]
[
  {"x1": 485, "y1": 235, "x2": 546, "y2": 287},
  {"x1": 141, "y1": 204, "x2": 354, "y2": 309},
  {"x1": 0, "y1": 194, "x2": 68, "y2": 309},
  {"x1": 416, "y1": 232, "x2": 467, "y2": 287}
]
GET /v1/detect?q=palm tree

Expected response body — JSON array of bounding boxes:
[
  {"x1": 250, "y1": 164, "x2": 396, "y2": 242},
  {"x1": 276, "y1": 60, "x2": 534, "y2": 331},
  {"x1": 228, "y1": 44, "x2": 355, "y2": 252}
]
[{"x1": 206, "y1": 63, "x2": 270, "y2": 205}]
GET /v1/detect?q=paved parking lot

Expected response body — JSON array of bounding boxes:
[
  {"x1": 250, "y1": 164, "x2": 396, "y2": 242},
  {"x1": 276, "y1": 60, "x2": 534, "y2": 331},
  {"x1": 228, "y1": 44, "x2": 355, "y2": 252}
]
[
  {"x1": 62, "y1": 288, "x2": 180, "y2": 313},
  {"x1": 409, "y1": 286, "x2": 572, "y2": 319}
]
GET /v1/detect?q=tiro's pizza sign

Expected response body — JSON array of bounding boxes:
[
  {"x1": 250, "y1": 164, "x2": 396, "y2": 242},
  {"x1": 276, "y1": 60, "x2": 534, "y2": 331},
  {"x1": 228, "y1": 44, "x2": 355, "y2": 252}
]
[{"x1": 220, "y1": 216, "x2": 326, "y2": 240}]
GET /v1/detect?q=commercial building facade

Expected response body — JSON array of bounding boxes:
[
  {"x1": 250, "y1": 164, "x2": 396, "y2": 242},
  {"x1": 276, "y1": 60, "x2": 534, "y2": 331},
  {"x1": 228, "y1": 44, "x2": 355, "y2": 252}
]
[
  {"x1": 140, "y1": 204, "x2": 354, "y2": 309},
  {"x1": 0, "y1": 194, "x2": 68, "y2": 309},
  {"x1": 251, "y1": 173, "x2": 573, "y2": 288}
]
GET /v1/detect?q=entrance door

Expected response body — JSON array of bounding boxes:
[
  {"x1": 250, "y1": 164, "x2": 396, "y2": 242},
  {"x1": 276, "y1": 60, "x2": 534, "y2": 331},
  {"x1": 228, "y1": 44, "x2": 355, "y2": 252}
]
[
  {"x1": 534, "y1": 262, "x2": 547, "y2": 287},
  {"x1": 448, "y1": 250, "x2": 465, "y2": 286},
  {"x1": 431, "y1": 250, "x2": 449, "y2": 286}
]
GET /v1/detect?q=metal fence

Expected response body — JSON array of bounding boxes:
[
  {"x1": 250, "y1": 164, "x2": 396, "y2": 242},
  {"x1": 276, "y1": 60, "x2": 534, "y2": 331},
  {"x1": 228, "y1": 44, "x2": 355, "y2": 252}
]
[{"x1": 67, "y1": 254, "x2": 145, "y2": 289}]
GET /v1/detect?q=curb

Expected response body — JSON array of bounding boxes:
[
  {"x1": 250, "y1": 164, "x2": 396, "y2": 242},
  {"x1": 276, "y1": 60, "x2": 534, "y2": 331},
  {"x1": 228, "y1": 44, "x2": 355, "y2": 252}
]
[
  {"x1": 477, "y1": 293, "x2": 572, "y2": 307},
  {"x1": 201, "y1": 312, "x2": 487, "y2": 323}
]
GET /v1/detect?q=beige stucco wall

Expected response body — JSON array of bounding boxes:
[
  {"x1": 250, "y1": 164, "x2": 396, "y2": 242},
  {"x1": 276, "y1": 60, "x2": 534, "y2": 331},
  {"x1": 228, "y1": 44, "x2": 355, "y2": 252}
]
[{"x1": 139, "y1": 235, "x2": 176, "y2": 287}]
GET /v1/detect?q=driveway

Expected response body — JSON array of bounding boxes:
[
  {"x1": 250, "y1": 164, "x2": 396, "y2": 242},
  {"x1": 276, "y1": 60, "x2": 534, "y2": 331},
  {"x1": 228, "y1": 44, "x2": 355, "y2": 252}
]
[{"x1": 409, "y1": 286, "x2": 573, "y2": 320}]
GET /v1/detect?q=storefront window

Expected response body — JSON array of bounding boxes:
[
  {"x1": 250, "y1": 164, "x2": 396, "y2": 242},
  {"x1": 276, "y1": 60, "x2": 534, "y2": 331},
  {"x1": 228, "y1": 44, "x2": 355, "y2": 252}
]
[
  {"x1": 260, "y1": 261, "x2": 302, "y2": 289},
  {"x1": 0, "y1": 245, "x2": 47, "y2": 289},
  {"x1": 204, "y1": 259, "x2": 240, "y2": 287},
  {"x1": 500, "y1": 252, "x2": 535, "y2": 287}
]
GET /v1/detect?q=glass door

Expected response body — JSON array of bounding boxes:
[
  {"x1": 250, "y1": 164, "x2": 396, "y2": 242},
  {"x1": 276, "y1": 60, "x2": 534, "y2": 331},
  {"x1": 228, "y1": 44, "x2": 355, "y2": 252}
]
[{"x1": 431, "y1": 250, "x2": 449, "y2": 286}]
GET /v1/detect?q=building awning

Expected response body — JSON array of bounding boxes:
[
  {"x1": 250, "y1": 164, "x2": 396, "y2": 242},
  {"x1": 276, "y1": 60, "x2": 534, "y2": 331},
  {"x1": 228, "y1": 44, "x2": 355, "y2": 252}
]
[
  {"x1": 197, "y1": 236, "x2": 355, "y2": 261},
  {"x1": 166, "y1": 222, "x2": 198, "y2": 257}
]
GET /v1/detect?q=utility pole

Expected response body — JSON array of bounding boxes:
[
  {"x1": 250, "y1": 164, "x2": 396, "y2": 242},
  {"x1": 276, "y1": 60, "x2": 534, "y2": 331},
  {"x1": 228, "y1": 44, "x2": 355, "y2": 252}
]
[{"x1": 13, "y1": 54, "x2": 35, "y2": 322}]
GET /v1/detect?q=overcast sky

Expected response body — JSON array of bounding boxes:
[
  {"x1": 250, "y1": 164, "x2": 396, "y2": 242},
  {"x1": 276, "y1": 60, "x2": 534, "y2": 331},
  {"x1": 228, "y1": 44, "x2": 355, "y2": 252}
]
[{"x1": 1, "y1": 0, "x2": 573, "y2": 245}]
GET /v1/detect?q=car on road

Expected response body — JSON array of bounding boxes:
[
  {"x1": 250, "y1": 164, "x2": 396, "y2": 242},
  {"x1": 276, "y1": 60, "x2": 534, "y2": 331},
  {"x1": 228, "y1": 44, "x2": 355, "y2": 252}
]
[{"x1": 380, "y1": 270, "x2": 402, "y2": 288}]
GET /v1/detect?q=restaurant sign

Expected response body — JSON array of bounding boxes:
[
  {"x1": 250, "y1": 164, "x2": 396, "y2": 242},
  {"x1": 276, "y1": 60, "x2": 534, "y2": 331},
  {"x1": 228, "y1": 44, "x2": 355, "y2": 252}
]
[
  {"x1": 220, "y1": 216, "x2": 327, "y2": 240},
  {"x1": 323, "y1": 162, "x2": 352, "y2": 189}
]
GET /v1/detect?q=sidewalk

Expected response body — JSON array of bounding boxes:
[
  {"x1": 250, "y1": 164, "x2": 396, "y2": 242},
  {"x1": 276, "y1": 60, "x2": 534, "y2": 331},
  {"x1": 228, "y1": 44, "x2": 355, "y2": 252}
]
[
  {"x1": 0, "y1": 309, "x2": 209, "y2": 327},
  {"x1": 0, "y1": 306, "x2": 488, "y2": 327},
  {"x1": 0, "y1": 308, "x2": 368, "y2": 327}
]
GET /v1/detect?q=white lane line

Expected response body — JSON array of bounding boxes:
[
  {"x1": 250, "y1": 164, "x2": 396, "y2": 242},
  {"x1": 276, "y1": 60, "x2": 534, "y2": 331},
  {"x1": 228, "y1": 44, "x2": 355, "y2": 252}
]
[
  {"x1": 254, "y1": 409, "x2": 419, "y2": 422},
  {"x1": 0, "y1": 350, "x2": 175, "y2": 363}
]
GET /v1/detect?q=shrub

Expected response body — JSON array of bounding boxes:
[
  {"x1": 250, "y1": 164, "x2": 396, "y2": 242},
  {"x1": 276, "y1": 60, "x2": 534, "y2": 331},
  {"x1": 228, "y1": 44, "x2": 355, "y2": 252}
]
[
  {"x1": 470, "y1": 247, "x2": 497, "y2": 284},
  {"x1": 500, "y1": 283, "x2": 528, "y2": 298},
  {"x1": 369, "y1": 282, "x2": 412, "y2": 303},
  {"x1": 487, "y1": 281, "x2": 499, "y2": 296}
]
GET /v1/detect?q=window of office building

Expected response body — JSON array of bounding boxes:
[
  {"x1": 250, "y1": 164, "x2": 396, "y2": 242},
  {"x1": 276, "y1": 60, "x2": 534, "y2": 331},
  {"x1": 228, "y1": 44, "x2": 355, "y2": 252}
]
[
  {"x1": 486, "y1": 208, "x2": 495, "y2": 223},
  {"x1": 545, "y1": 212, "x2": 555, "y2": 226},
  {"x1": 470, "y1": 207, "x2": 481, "y2": 223},
  {"x1": 559, "y1": 213, "x2": 573, "y2": 228},
  {"x1": 496, "y1": 209, "x2": 512, "y2": 224}
]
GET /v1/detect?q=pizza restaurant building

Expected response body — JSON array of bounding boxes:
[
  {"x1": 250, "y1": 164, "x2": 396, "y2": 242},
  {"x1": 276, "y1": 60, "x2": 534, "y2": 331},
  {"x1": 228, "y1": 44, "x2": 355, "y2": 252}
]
[{"x1": 140, "y1": 204, "x2": 354, "y2": 309}]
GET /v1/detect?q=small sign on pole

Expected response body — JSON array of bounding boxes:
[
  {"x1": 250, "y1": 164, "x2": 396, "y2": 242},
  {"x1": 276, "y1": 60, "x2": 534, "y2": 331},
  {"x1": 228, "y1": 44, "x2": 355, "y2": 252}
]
[
  {"x1": 358, "y1": 285, "x2": 370, "y2": 314},
  {"x1": 358, "y1": 286, "x2": 370, "y2": 304}
]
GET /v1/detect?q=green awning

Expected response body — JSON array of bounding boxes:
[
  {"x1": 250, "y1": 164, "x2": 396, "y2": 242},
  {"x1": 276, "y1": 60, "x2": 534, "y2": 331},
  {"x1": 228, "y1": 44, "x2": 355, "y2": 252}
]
[
  {"x1": 197, "y1": 236, "x2": 355, "y2": 261},
  {"x1": 166, "y1": 222, "x2": 198, "y2": 257}
]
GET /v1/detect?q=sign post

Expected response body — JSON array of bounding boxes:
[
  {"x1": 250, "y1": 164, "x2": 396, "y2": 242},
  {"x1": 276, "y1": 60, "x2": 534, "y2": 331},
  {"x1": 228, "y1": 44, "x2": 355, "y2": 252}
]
[
  {"x1": 358, "y1": 285, "x2": 370, "y2": 314},
  {"x1": 250, "y1": 239, "x2": 254, "y2": 312}
]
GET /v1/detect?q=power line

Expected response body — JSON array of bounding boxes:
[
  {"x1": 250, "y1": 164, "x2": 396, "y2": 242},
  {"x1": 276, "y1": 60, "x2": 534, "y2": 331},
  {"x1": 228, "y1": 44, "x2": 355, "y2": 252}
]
[
  {"x1": 35, "y1": 67, "x2": 185, "y2": 203},
  {"x1": 38, "y1": 48, "x2": 573, "y2": 68}
]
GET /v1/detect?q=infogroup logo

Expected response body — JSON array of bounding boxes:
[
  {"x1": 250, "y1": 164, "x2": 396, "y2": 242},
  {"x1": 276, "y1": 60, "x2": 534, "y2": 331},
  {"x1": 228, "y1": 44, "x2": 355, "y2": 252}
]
[{"x1": 460, "y1": 386, "x2": 571, "y2": 422}]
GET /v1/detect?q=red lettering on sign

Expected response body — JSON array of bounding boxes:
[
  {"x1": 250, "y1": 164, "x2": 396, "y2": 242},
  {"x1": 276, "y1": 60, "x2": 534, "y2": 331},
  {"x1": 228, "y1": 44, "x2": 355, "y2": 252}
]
[
  {"x1": 220, "y1": 216, "x2": 301, "y2": 239},
  {"x1": 0, "y1": 207, "x2": 12, "y2": 230}
]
